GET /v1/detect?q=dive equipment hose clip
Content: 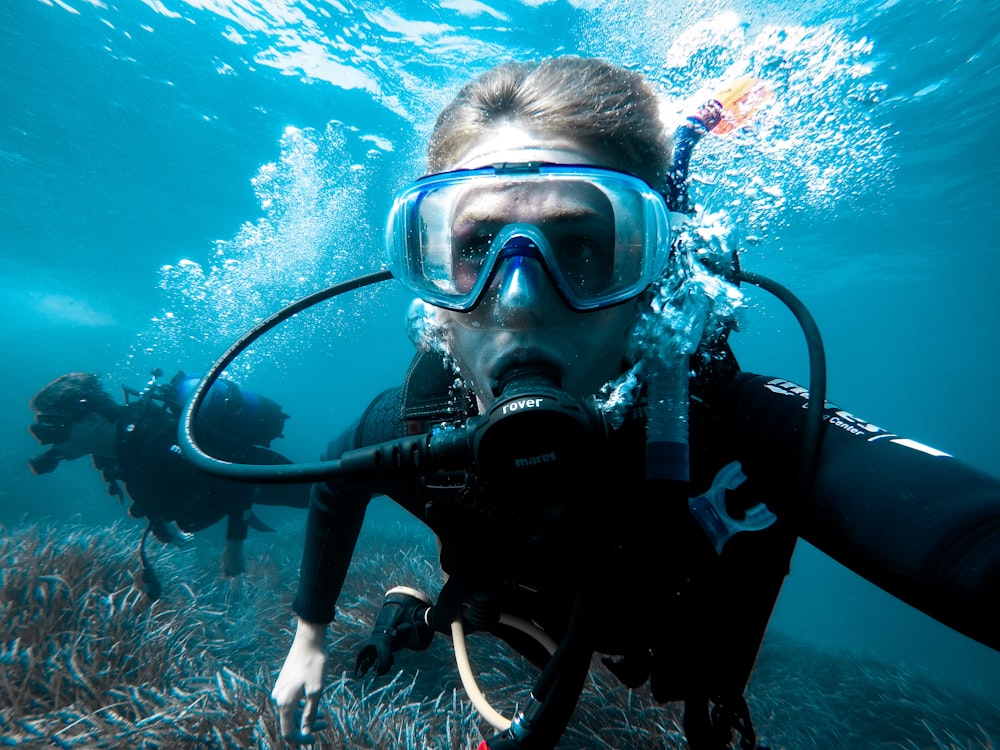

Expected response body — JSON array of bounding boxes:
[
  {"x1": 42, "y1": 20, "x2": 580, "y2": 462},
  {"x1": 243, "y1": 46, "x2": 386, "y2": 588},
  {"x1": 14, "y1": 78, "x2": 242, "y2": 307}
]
[{"x1": 688, "y1": 461, "x2": 776, "y2": 554}]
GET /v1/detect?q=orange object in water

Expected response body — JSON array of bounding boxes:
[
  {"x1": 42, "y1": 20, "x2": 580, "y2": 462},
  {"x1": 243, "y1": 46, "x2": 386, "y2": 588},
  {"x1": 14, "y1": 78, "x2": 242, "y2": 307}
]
[{"x1": 711, "y1": 76, "x2": 774, "y2": 135}]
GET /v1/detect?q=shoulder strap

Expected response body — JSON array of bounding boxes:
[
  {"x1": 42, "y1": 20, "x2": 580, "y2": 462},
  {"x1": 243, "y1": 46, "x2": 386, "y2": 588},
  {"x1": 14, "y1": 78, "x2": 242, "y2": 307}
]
[
  {"x1": 400, "y1": 350, "x2": 476, "y2": 434},
  {"x1": 350, "y1": 351, "x2": 475, "y2": 450},
  {"x1": 91, "y1": 400, "x2": 161, "y2": 502}
]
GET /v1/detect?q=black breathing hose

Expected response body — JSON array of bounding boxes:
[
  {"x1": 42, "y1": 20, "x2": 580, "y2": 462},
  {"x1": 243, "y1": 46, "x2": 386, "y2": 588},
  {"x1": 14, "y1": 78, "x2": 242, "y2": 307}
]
[
  {"x1": 739, "y1": 270, "x2": 827, "y2": 500},
  {"x1": 177, "y1": 269, "x2": 392, "y2": 483},
  {"x1": 178, "y1": 268, "x2": 826, "y2": 500}
]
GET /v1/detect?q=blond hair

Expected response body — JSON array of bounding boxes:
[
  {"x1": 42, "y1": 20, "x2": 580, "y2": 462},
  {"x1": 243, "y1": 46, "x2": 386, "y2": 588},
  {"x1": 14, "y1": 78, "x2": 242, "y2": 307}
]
[{"x1": 427, "y1": 56, "x2": 672, "y2": 189}]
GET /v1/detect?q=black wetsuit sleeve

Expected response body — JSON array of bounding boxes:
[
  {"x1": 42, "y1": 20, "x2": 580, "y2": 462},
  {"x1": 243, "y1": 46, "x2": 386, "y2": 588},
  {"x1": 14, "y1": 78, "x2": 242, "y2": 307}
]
[
  {"x1": 290, "y1": 387, "x2": 411, "y2": 624},
  {"x1": 720, "y1": 371, "x2": 1000, "y2": 650},
  {"x1": 288, "y1": 405, "x2": 382, "y2": 624},
  {"x1": 291, "y1": 479, "x2": 369, "y2": 624}
]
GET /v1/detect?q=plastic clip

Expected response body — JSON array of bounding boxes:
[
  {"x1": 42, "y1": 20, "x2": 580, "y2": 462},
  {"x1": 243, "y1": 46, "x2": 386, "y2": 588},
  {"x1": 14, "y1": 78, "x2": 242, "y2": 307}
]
[{"x1": 688, "y1": 461, "x2": 776, "y2": 554}]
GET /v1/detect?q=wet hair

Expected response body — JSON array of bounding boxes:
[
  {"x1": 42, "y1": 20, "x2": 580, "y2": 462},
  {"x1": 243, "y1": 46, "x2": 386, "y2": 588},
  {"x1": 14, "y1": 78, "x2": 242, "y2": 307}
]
[
  {"x1": 29, "y1": 372, "x2": 123, "y2": 422},
  {"x1": 427, "y1": 56, "x2": 672, "y2": 189}
]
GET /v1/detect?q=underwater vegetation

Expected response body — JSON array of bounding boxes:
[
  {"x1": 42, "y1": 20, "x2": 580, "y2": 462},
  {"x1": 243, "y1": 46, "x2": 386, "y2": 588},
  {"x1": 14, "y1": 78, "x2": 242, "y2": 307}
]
[{"x1": 1, "y1": 520, "x2": 997, "y2": 749}]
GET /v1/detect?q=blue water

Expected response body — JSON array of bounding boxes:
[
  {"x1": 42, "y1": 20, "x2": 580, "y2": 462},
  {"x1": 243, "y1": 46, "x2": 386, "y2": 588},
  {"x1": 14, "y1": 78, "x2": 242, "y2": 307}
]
[{"x1": 4, "y1": 0, "x2": 999, "y2": 715}]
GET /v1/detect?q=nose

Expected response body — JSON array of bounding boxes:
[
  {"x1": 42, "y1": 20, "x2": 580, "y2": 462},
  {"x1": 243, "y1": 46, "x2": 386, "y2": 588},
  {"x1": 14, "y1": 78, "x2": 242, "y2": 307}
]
[{"x1": 493, "y1": 254, "x2": 558, "y2": 323}]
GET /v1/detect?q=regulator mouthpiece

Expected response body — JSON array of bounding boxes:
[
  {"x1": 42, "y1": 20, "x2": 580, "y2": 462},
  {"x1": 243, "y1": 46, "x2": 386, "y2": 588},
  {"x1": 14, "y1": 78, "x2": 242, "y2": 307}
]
[{"x1": 472, "y1": 365, "x2": 605, "y2": 494}]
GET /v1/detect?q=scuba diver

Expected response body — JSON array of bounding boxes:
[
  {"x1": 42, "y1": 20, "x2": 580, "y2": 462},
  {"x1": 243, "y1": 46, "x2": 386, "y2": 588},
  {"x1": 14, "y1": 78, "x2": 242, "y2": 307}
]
[
  {"x1": 219, "y1": 56, "x2": 999, "y2": 749},
  {"x1": 27, "y1": 370, "x2": 310, "y2": 589}
]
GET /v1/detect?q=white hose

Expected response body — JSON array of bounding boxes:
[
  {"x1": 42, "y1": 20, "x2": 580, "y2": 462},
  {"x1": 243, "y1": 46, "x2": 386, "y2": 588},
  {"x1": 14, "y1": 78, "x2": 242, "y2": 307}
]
[{"x1": 450, "y1": 613, "x2": 559, "y2": 731}]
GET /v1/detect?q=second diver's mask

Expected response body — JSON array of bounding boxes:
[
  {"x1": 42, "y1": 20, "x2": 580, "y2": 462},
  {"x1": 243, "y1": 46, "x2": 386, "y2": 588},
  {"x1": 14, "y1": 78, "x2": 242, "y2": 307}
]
[
  {"x1": 27, "y1": 413, "x2": 73, "y2": 475},
  {"x1": 386, "y1": 162, "x2": 673, "y2": 312},
  {"x1": 29, "y1": 413, "x2": 74, "y2": 445}
]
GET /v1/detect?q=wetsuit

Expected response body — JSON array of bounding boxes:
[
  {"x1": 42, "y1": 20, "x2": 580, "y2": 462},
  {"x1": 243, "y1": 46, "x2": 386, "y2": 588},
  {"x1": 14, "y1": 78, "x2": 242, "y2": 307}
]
[
  {"x1": 290, "y1": 109, "x2": 999, "y2": 745},
  {"x1": 290, "y1": 345, "x2": 1000, "y2": 746},
  {"x1": 97, "y1": 401, "x2": 309, "y2": 542}
]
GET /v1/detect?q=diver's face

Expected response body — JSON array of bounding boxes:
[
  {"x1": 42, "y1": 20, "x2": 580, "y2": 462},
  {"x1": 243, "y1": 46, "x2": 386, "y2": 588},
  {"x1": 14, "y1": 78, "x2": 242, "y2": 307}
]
[{"x1": 435, "y1": 129, "x2": 644, "y2": 406}]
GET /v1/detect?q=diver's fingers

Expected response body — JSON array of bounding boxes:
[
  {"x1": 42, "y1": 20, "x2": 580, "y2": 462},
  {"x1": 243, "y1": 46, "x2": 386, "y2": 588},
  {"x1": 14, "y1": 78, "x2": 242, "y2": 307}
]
[
  {"x1": 274, "y1": 687, "x2": 302, "y2": 742},
  {"x1": 300, "y1": 690, "x2": 321, "y2": 739}
]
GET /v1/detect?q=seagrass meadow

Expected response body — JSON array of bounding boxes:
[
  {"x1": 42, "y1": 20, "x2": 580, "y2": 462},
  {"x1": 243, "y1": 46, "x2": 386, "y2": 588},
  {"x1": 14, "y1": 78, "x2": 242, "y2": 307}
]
[{"x1": 1, "y1": 519, "x2": 997, "y2": 750}]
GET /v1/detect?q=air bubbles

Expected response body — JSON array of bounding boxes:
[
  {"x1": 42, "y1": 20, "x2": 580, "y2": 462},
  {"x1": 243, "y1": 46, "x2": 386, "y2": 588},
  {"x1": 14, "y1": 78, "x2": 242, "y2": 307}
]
[
  {"x1": 598, "y1": 207, "x2": 745, "y2": 419},
  {"x1": 134, "y1": 121, "x2": 384, "y2": 376}
]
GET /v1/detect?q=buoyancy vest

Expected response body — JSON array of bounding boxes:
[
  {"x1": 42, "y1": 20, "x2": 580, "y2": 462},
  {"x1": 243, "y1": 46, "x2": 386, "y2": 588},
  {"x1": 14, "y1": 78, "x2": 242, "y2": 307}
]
[{"x1": 350, "y1": 348, "x2": 798, "y2": 707}]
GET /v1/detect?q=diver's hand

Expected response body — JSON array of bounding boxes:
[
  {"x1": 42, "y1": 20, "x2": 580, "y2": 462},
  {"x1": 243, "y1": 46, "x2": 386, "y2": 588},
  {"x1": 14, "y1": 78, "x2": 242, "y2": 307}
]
[
  {"x1": 272, "y1": 618, "x2": 328, "y2": 744},
  {"x1": 221, "y1": 538, "x2": 246, "y2": 577},
  {"x1": 690, "y1": 98, "x2": 724, "y2": 131}
]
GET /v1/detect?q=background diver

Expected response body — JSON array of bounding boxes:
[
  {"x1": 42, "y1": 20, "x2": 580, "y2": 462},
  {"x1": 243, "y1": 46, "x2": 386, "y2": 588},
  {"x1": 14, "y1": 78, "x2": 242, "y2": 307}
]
[
  {"x1": 220, "y1": 56, "x2": 1000, "y2": 749},
  {"x1": 27, "y1": 370, "x2": 310, "y2": 591}
]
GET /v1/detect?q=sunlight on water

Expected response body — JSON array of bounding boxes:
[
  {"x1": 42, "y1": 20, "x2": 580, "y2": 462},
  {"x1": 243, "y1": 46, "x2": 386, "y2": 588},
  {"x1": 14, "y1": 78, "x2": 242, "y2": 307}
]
[{"x1": 136, "y1": 0, "x2": 516, "y2": 119}]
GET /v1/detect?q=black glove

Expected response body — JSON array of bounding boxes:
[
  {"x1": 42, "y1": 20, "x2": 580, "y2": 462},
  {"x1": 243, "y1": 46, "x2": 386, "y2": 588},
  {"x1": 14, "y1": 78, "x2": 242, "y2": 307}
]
[{"x1": 355, "y1": 586, "x2": 433, "y2": 677}]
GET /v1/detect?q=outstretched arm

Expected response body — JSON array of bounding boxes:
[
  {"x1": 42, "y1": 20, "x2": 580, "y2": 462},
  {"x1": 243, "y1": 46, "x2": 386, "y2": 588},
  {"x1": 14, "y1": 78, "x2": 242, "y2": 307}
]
[
  {"x1": 663, "y1": 99, "x2": 724, "y2": 213},
  {"x1": 720, "y1": 372, "x2": 1000, "y2": 651},
  {"x1": 271, "y1": 461, "x2": 371, "y2": 740},
  {"x1": 272, "y1": 397, "x2": 402, "y2": 739}
]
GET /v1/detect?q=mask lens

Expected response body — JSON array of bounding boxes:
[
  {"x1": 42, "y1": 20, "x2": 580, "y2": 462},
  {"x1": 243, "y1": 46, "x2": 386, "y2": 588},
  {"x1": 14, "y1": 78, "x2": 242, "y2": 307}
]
[
  {"x1": 534, "y1": 184, "x2": 619, "y2": 298},
  {"x1": 451, "y1": 219, "x2": 500, "y2": 295},
  {"x1": 29, "y1": 414, "x2": 72, "y2": 445}
]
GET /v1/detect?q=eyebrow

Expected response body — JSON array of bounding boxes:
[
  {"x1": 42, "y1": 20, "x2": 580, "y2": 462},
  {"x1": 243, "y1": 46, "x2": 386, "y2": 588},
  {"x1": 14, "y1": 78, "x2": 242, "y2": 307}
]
[{"x1": 451, "y1": 184, "x2": 611, "y2": 227}]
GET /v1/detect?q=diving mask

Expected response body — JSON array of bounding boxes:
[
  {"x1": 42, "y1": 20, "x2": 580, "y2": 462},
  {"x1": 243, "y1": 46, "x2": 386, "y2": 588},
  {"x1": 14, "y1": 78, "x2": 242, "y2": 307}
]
[
  {"x1": 28, "y1": 414, "x2": 71, "y2": 475},
  {"x1": 29, "y1": 414, "x2": 73, "y2": 445},
  {"x1": 386, "y1": 163, "x2": 673, "y2": 311}
]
